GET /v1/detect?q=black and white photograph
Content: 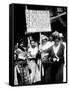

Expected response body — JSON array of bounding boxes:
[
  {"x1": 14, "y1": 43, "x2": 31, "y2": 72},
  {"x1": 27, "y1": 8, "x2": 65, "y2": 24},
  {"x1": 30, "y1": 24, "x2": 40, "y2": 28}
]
[{"x1": 9, "y1": 4, "x2": 67, "y2": 86}]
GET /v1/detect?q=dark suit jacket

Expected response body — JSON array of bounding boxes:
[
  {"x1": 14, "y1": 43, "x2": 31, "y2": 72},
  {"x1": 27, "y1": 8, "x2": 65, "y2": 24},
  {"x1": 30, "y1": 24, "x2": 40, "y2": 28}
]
[{"x1": 44, "y1": 42, "x2": 64, "y2": 63}]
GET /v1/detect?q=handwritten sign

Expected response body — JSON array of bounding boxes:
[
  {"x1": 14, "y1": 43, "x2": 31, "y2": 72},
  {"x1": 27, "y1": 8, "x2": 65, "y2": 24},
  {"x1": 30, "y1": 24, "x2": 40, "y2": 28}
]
[{"x1": 25, "y1": 9, "x2": 51, "y2": 33}]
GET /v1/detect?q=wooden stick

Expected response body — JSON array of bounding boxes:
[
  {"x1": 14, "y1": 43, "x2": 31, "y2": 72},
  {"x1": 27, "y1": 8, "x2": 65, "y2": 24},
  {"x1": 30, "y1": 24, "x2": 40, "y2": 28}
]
[{"x1": 51, "y1": 12, "x2": 66, "y2": 20}]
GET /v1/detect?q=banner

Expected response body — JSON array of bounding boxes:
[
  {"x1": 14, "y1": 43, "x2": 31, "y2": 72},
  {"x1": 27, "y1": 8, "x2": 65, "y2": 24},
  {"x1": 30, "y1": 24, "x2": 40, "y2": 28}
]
[{"x1": 25, "y1": 8, "x2": 51, "y2": 33}]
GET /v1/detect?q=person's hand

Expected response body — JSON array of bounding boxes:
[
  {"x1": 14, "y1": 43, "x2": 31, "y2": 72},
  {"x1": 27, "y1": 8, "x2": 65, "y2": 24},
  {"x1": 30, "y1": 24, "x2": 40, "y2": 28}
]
[
  {"x1": 56, "y1": 55, "x2": 59, "y2": 62},
  {"x1": 53, "y1": 58, "x2": 57, "y2": 62},
  {"x1": 56, "y1": 58, "x2": 59, "y2": 62},
  {"x1": 53, "y1": 57, "x2": 59, "y2": 62}
]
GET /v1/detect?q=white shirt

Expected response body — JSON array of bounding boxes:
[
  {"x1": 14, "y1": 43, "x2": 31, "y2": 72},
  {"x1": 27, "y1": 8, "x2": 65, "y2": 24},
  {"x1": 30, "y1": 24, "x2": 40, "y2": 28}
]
[
  {"x1": 53, "y1": 43, "x2": 60, "y2": 56},
  {"x1": 28, "y1": 46, "x2": 38, "y2": 58}
]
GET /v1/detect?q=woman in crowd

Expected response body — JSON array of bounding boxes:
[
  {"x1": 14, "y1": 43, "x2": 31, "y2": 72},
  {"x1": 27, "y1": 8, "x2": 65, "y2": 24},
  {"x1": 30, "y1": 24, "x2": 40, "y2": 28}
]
[
  {"x1": 14, "y1": 41, "x2": 30, "y2": 85},
  {"x1": 27, "y1": 40, "x2": 41, "y2": 84},
  {"x1": 43, "y1": 31, "x2": 65, "y2": 83}
]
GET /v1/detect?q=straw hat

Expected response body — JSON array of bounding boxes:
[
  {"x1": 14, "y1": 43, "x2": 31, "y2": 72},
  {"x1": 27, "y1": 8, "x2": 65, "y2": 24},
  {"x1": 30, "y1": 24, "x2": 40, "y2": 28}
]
[
  {"x1": 41, "y1": 35, "x2": 48, "y2": 41},
  {"x1": 52, "y1": 31, "x2": 59, "y2": 37},
  {"x1": 59, "y1": 33, "x2": 64, "y2": 38}
]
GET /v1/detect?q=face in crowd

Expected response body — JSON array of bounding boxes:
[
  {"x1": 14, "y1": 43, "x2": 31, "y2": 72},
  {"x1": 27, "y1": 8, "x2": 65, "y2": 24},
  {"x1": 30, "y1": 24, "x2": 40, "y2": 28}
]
[
  {"x1": 49, "y1": 36, "x2": 53, "y2": 41},
  {"x1": 42, "y1": 39, "x2": 47, "y2": 45},
  {"x1": 30, "y1": 40, "x2": 36, "y2": 48},
  {"x1": 20, "y1": 42, "x2": 24, "y2": 47},
  {"x1": 54, "y1": 38, "x2": 60, "y2": 47}
]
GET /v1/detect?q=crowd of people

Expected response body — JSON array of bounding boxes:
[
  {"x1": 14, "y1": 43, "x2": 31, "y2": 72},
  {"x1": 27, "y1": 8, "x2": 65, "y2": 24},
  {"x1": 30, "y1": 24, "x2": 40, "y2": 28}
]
[{"x1": 14, "y1": 31, "x2": 66, "y2": 85}]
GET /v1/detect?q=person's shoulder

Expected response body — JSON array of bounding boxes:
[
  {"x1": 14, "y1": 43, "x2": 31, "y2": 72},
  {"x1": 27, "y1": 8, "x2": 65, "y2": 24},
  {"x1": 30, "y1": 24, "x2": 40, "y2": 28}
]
[
  {"x1": 63, "y1": 42, "x2": 66, "y2": 47},
  {"x1": 46, "y1": 45, "x2": 53, "y2": 51},
  {"x1": 60, "y1": 42, "x2": 65, "y2": 49},
  {"x1": 35, "y1": 46, "x2": 38, "y2": 50},
  {"x1": 60, "y1": 42, "x2": 64, "y2": 45}
]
